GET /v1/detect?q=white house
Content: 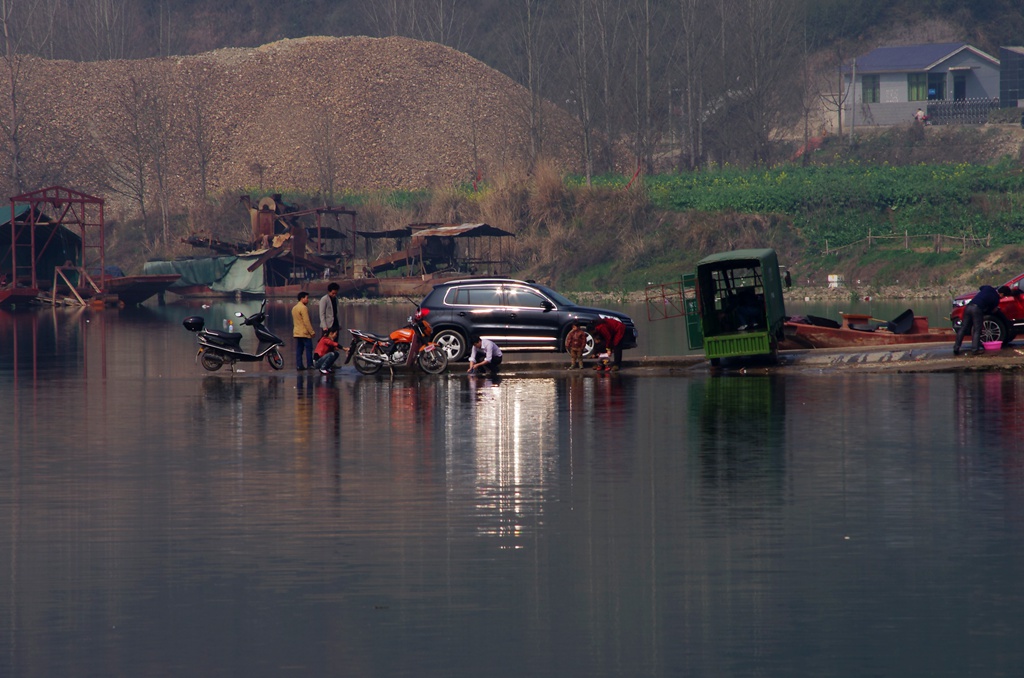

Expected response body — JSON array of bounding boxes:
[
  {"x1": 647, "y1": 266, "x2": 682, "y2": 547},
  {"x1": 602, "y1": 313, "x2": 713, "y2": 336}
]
[{"x1": 844, "y1": 42, "x2": 1000, "y2": 126}]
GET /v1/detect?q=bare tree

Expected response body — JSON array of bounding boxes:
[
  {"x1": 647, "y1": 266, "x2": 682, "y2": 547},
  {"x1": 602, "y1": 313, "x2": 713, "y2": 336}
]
[
  {"x1": 590, "y1": 0, "x2": 629, "y2": 173},
  {"x1": 557, "y1": 0, "x2": 595, "y2": 185},
  {"x1": 364, "y1": 0, "x2": 468, "y2": 49},
  {"x1": 310, "y1": 102, "x2": 339, "y2": 205},
  {"x1": 364, "y1": 0, "x2": 412, "y2": 38},
  {"x1": 623, "y1": 0, "x2": 673, "y2": 173},
  {"x1": 0, "y1": 0, "x2": 54, "y2": 193},
  {"x1": 154, "y1": 0, "x2": 174, "y2": 57},
  {"x1": 731, "y1": 0, "x2": 801, "y2": 163},
  {"x1": 676, "y1": 0, "x2": 713, "y2": 169},
  {"x1": 104, "y1": 76, "x2": 151, "y2": 235},
  {"x1": 504, "y1": 0, "x2": 550, "y2": 167},
  {"x1": 420, "y1": 0, "x2": 467, "y2": 49},
  {"x1": 183, "y1": 69, "x2": 218, "y2": 200},
  {"x1": 144, "y1": 76, "x2": 172, "y2": 246},
  {"x1": 64, "y1": 0, "x2": 133, "y2": 60},
  {"x1": 818, "y1": 44, "x2": 850, "y2": 138}
]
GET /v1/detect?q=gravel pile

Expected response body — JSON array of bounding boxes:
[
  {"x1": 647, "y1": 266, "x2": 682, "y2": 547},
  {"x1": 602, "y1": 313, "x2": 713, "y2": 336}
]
[{"x1": 9, "y1": 36, "x2": 588, "y2": 214}]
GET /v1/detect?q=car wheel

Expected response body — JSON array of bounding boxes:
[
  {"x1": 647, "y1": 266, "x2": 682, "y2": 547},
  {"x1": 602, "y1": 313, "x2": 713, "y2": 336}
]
[
  {"x1": 982, "y1": 315, "x2": 1008, "y2": 344},
  {"x1": 581, "y1": 331, "x2": 597, "y2": 358},
  {"x1": 433, "y1": 329, "x2": 467, "y2": 361}
]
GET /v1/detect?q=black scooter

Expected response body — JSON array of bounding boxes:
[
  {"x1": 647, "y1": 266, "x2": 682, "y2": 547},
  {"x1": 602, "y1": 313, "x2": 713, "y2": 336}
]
[{"x1": 183, "y1": 299, "x2": 286, "y2": 372}]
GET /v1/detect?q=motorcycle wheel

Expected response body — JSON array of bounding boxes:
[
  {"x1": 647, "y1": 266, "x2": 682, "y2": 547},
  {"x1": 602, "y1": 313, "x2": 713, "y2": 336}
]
[
  {"x1": 200, "y1": 350, "x2": 224, "y2": 372},
  {"x1": 418, "y1": 348, "x2": 449, "y2": 375},
  {"x1": 267, "y1": 347, "x2": 284, "y2": 370},
  {"x1": 353, "y1": 343, "x2": 383, "y2": 375}
]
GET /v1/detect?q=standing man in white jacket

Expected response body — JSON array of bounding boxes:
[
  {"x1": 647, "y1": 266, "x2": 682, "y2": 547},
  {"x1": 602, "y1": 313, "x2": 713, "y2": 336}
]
[{"x1": 318, "y1": 282, "x2": 340, "y2": 337}]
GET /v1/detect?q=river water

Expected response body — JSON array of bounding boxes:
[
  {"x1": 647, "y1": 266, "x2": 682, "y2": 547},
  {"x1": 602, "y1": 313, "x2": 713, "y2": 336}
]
[{"x1": 2, "y1": 297, "x2": 1023, "y2": 677}]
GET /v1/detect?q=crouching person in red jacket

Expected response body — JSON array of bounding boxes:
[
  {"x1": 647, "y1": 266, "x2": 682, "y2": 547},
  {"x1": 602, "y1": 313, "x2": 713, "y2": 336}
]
[{"x1": 591, "y1": 317, "x2": 625, "y2": 371}]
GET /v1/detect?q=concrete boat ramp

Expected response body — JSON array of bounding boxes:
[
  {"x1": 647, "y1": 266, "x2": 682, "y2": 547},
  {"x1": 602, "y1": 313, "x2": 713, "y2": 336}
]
[{"x1": 494, "y1": 342, "x2": 1024, "y2": 376}]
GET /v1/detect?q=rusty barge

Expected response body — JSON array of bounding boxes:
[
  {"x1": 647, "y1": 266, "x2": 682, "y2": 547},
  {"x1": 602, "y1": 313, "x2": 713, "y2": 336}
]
[{"x1": 146, "y1": 194, "x2": 515, "y2": 300}]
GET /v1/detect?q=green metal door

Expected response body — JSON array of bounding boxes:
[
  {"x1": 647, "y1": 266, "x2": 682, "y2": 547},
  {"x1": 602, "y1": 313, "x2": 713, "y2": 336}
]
[{"x1": 683, "y1": 273, "x2": 703, "y2": 350}]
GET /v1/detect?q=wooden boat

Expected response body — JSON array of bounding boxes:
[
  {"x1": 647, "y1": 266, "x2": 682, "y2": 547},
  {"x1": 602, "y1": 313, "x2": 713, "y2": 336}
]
[
  {"x1": 103, "y1": 274, "x2": 181, "y2": 306},
  {"x1": 781, "y1": 311, "x2": 955, "y2": 350}
]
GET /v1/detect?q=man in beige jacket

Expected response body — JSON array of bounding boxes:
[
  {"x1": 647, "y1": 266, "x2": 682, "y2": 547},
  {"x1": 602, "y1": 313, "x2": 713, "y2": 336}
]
[{"x1": 292, "y1": 292, "x2": 315, "y2": 370}]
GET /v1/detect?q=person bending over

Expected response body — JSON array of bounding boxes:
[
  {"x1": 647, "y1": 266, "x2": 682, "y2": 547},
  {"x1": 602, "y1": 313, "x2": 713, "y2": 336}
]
[
  {"x1": 953, "y1": 284, "x2": 1009, "y2": 356},
  {"x1": 591, "y1": 317, "x2": 626, "y2": 371},
  {"x1": 467, "y1": 336, "x2": 503, "y2": 376}
]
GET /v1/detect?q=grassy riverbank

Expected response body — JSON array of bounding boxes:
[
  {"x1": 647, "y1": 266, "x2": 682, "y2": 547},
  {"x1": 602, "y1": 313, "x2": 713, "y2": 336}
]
[{"x1": 120, "y1": 126, "x2": 1024, "y2": 299}]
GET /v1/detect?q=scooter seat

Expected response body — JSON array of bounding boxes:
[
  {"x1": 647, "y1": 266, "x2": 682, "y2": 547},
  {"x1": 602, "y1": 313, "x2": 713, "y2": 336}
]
[{"x1": 207, "y1": 329, "x2": 243, "y2": 341}]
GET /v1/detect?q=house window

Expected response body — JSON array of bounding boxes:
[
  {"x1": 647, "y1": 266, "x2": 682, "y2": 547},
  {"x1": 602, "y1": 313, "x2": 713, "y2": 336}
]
[
  {"x1": 862, "y1": 75, "x2": 880, "y2": 103},
  {"x1": 908, "y1": 73, "x2": 927, "y2": 101},
  {"x1": 928, "y1": 73, "x2": 946, "y2": 100}
]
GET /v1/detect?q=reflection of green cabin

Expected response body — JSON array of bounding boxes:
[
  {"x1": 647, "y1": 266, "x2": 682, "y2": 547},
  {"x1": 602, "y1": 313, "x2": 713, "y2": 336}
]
[
  {"x1": 688, "y1": 376, "x2": 786, "y2": 496},
  {"x1": 685, "y1": 248, "x2": 786, "y2": 365}
]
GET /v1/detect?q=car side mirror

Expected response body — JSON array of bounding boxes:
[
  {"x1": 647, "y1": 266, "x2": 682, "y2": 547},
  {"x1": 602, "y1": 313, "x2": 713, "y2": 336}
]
[{"x1": 541, "y1": 300, "x2": 554, "y2": 311}]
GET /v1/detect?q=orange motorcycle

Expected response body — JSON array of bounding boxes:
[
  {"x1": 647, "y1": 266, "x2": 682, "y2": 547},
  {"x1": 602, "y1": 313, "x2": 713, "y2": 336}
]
[{"x1": 345, "y1": 307, "x2": 448, "y2": 375}]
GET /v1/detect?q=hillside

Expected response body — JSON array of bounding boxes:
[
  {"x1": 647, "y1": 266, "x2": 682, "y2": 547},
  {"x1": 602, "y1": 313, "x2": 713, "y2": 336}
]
[{"x1": 4, "y1": 36, "x2": 593, "y2": 216}]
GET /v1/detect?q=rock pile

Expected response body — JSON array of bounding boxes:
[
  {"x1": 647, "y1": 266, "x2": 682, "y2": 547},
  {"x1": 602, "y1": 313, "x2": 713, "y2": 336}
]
[{"x1": 6, "y1": 36, "x2": 589, "y2": 212}]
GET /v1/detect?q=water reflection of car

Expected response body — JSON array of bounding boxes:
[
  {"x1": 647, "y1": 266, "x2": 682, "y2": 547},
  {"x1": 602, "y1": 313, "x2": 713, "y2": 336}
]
[
  {"x1": 949, "y1": 274, "x2": 1024, "y2": 344},
  {"x1": 419, "y1": 277, "x2": 638, "y2": 361}
]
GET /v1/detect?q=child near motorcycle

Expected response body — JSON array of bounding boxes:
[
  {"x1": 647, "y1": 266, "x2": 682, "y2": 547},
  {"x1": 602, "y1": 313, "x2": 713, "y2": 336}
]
[{"x1": 314, "y1": 329, "x2": 346, "y2": 374}]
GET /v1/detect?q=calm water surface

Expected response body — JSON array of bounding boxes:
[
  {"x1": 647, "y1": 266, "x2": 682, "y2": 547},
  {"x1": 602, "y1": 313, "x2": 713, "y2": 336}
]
[{"x1": 2, "y1": 299, "x2": 1023, "y2": 677}]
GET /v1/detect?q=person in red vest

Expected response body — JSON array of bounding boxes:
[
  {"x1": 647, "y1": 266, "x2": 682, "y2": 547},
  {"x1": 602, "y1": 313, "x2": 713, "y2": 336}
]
[{"x1": 591, "y1": 317, "x2": 625, "y2": 371}]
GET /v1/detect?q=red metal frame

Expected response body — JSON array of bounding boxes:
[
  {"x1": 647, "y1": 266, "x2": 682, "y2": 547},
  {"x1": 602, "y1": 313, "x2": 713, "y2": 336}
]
[{"x1": 8, "y1": 185, "x2": 105, "y2": 291}]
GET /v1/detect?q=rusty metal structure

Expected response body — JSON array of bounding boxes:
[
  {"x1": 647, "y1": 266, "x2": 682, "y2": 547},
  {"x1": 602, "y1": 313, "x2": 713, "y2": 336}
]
[{"x1": 1, "y1": 186, "x2": 105, "y2": 306}]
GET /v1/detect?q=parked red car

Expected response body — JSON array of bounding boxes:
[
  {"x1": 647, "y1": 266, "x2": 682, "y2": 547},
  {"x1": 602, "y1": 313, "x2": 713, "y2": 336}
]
[{"x1": 950, "y1": 273, "x2": 1024, "y2": 344}]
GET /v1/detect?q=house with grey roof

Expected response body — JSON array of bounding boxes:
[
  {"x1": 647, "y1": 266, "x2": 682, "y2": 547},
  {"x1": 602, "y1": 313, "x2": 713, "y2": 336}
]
[
  {"x1": 844, "y1": 42, "x2": 1000, "y2": 126},
  {"x1": 1001, "y1": 47, "x2": 1024, "y2": 109}
]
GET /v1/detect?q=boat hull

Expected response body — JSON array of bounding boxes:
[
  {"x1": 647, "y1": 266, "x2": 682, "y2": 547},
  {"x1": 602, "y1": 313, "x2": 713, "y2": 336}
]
[
  {"x1": 0, "y1": 287, "x2": 40, "y2": 308},
  {"x1": 782, "y1": 319, "x2": 955, "y2": 350},
  {"x1": 104, "y1": 274, "x2": 181, "y2": 306}
]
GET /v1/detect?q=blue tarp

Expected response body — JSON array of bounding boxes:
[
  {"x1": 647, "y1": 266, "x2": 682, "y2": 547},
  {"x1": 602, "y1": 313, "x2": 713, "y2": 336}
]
[{"x1": 142, "y1": 256, "x2": 265, "y2": 294}]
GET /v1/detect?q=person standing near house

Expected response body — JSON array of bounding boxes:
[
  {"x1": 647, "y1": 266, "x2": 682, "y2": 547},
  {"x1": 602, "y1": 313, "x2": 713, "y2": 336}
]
[
  {"x1": 292, "y1": 291, "x2": 316, "y2": 370},
  {"x1": 914, "y1": 108, "x2": 927, "y2": 124},
  {"x1": 318, "y1": 282, "x2": 340, "y2": 336}
]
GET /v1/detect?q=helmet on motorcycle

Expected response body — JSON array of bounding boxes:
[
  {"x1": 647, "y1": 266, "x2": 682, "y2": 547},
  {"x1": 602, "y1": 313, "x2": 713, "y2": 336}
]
[{"x1": 414, "y1": 308, "x2": 430, "y2": 321}]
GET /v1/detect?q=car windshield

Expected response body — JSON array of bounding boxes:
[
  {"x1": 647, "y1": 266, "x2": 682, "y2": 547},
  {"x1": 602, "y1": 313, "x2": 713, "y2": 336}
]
[{"x1": 531, "y1": 283, "x2": 575, "y2": 307}]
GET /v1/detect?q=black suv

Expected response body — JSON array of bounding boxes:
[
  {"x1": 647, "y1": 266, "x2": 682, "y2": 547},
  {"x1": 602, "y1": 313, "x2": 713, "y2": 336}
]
[{"x1": 419, "y1": 278, "x2": 638, "y2": 361}]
